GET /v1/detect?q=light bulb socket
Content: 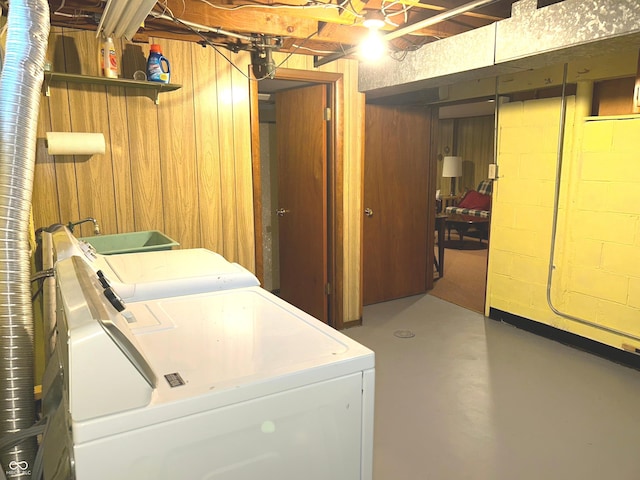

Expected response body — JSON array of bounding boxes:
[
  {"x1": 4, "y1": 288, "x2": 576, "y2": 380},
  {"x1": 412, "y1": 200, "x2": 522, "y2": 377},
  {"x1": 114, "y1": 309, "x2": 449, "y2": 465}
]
[{"x1": 363, "y1": 11, "x2": 385, "y2": 29}]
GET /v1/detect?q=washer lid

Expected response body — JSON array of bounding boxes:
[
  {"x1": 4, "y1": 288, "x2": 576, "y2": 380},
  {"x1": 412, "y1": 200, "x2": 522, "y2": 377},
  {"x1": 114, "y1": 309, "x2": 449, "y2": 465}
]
[
  {"x1": 103, "y1": 248, "x2": 259, "y2": 297},
  {"x1": 128, "y1": 286, "x2": 373, "y2": 400},
  {"x1": 73, "y1": 286, "x2": 374, "y2": 443}
]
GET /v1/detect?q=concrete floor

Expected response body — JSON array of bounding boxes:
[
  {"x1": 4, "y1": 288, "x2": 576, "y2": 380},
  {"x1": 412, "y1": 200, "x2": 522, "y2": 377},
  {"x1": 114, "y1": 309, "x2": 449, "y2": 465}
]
[{"x1": 345, "y1": 294, "x2": 640, "y2": 480}]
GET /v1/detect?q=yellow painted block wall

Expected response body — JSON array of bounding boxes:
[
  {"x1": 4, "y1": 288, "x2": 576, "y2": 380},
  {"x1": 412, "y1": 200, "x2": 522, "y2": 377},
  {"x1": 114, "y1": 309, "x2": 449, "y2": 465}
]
[
  {"x1": 488, "y1": 97, "x2": 570, "y2": 322},
  {"x1": 558, "y1": 116, "x2": 640, "y2": 344},
  {"x1": 487, "y1": 93, "x2": 640, "y2": 350}
]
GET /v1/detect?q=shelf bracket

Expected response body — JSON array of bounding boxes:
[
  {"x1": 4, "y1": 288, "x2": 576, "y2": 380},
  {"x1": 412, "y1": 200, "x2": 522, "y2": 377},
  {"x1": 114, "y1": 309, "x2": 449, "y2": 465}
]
[{"x1": 43, "y1": 76, "x2": 51, "y2": 97}]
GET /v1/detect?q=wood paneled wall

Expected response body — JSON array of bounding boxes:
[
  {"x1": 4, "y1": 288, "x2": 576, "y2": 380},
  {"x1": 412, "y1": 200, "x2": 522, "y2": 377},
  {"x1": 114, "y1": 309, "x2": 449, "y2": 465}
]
[
  {"x1": 35, "y1": 28, "x2": 254, "y2": 270},
  {"x1": 33, "y1": 28, "x2": 365, "y2": 324}
]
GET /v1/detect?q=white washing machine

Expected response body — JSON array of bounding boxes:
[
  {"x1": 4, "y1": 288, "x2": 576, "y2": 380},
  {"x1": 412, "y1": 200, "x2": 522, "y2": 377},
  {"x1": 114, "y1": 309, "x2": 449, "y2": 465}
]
[
  {"x1": 41, "y1": 256, "x2": 375, "y2": 480},
  {"x1": 45, "y1": 226, "x2": 259, "y2": 301}
]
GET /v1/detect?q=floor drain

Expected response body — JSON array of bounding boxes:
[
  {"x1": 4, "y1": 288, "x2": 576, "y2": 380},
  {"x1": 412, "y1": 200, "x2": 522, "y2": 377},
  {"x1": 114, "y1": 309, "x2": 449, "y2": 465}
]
[{"x1": 393, "y1": 329, "x2": 415, "y2": 339}]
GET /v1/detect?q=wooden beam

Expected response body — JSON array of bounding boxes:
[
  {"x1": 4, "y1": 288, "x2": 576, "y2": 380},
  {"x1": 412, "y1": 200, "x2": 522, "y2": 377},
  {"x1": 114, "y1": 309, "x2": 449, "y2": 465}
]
[
  {"x1": 161, "y1": 0, "x2": 345, "y2": 38},
  {"x1": 47, "y1": 0, "x2": 505, "y2": 57},
  {"x1": 166, "y1": 9, "x2": 315, "y2": 38},
  {"x1": 317, "y1": 23, "x2": 368, "y2": 45}
]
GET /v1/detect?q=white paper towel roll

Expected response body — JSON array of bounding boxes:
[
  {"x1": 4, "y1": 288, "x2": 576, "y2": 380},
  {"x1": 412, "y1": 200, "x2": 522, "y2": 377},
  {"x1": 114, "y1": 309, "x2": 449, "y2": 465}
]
[{"x1": 45, "y1": 132, "x2": 106, "y2": 155}]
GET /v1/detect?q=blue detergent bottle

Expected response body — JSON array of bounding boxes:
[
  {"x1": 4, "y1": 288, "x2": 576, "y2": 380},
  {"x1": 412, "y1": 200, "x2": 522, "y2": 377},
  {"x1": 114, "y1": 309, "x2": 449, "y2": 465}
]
[{"x1": 146, "y1": 44, "x2": 170, "y2": 83}]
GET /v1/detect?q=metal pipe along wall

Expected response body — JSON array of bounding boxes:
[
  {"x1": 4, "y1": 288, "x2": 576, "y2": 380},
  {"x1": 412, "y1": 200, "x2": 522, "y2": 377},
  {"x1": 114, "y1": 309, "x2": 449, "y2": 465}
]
[{"x1": 0, "y1": 0, "x2": 50, "y2": 476}]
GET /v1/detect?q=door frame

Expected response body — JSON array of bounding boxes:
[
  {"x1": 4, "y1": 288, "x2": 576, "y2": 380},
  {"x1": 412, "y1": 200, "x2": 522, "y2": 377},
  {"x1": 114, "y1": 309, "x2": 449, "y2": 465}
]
[{"x1": 249, "y1": 68, "x2": 345, "y2": 329}]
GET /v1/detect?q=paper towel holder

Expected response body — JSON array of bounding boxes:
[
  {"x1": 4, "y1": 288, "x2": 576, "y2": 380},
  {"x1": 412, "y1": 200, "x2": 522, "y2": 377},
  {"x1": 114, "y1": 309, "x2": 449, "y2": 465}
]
[{"x1": 45, "y1": 132, "x2": 106, "y2": 156}]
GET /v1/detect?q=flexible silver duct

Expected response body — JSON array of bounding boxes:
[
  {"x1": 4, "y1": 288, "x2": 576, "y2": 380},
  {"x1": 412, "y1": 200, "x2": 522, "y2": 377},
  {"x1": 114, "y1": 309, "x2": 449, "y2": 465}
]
[{"x1": 0, "y1": 0, "x2": 49, "y2": 476}]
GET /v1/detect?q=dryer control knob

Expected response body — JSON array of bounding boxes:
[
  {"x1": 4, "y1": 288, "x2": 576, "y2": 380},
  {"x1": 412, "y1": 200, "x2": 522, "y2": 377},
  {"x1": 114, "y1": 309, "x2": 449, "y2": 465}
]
[{"x1": 103, "y1": 287, "x2": 126, "y2": 312}]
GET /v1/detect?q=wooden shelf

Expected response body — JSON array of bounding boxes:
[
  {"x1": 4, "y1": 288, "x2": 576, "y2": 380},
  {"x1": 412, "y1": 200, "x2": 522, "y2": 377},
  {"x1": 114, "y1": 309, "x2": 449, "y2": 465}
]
[{"x1": 43, "y1": 72, "x2": 181, "y2": 104}]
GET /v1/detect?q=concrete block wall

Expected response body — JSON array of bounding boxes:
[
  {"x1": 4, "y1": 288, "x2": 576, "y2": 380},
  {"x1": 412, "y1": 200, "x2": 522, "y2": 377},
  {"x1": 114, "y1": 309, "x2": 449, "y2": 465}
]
[
  {"x1": 560, "y1": 116, "x2": 640, "y2": 342},
  {"x1": 487, "y1": 97, "x2": 572, "y2": 324},
  {"x1": 487, "y1": 94, "x2": 640, "y2": 350}
]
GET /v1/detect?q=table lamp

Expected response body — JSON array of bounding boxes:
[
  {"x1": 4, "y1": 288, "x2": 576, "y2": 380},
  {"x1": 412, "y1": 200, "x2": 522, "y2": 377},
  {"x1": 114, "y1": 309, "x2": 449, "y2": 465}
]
[{"x1": 442, "y1": 156, "x2": 462, "y2": 196}]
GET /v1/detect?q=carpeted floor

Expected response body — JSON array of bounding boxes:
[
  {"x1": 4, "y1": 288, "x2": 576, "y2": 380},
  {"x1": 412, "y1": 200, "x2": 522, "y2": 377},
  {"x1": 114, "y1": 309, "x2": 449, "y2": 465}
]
[{"x1": 429, "y1": 239, "x2": 488, "y2": 313}]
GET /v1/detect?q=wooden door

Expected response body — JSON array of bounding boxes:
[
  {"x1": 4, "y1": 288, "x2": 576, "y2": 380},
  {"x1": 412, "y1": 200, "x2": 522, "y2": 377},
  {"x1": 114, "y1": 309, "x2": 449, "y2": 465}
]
[
  {"x1": 363, "y1": 104, "x2": 432, "y2": 305},
  {"x1": 276, "y1": 84, "x2": 328, "y2": 322}
]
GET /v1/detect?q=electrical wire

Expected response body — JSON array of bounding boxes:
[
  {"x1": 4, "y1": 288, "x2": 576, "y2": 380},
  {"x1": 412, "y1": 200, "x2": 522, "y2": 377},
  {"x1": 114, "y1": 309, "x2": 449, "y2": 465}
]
[
  {"x1": 263, "y1": 30, "x2": 318, "y2": 77},
  {"x1": 152, "y1": 12, "x2": 252, "y2": 79},
  {"x1": 290, "y1": 43, "x2": 339, "y2": 55},
  {"x1": 198, "y1": 0, "x2": 363, "y2": 17},
  {"x1": 381, "y1": 0, "x2": 412, "y2": 27},
  {"x1": 153, "y1": 0, "x2": 176, "y2": 21},
  {"x1": 156, "y1": 0, "x2": 186, "y2": 17},
  {"x1": 52, "y1": 10, "x2": 93, "y2": 19},
  {"x1": 50, "y1": 0, "x2": 105, "y2": 19},
  {"x1": 143, "y1": 0, "x2": 428, "y2": 66},
  {"x1": 157, "y1": 7, "x2": 318, "y2": 81},
  {"x1": 31, "y1": 283, "x2": 44, "y2": 303}
]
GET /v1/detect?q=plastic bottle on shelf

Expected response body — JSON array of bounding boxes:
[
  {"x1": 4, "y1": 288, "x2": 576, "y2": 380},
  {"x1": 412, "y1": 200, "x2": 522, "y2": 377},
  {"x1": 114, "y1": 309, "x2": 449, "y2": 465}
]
[
  {"x1": 99, "y1": 36, "x2": 117, "y2": 78},
  {"x1": 146, "y1": 44, "x2": 170, "y2": 84}
]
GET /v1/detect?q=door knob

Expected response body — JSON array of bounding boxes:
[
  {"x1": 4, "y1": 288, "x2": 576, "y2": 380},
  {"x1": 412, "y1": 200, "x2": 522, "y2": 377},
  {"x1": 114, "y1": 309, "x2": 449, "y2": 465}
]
[
  {"x1": 276, "y1": 208, "x2": 290, "y2": 217},
  {"x1": 364, "y1": 208, "x2": 374, "y2": 217}
]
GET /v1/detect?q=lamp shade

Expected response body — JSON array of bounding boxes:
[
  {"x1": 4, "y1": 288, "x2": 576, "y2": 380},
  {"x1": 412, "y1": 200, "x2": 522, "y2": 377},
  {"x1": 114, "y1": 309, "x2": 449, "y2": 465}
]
[{"x1": 442, "y1": 156, "x2": 462, "y2": 177}]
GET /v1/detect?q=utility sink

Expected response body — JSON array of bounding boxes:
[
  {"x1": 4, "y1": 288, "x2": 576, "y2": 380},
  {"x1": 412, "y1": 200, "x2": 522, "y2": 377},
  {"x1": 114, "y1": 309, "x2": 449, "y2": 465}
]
[{"x1": 80, "y1": 230, "x2": 179, "y2": 255}]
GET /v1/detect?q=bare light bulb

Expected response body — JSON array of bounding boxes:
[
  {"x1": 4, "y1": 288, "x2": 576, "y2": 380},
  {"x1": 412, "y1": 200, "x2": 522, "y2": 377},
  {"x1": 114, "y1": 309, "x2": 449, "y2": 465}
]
[{"x1": 359, "y1": 30, "x2": 386, "y2": 62}]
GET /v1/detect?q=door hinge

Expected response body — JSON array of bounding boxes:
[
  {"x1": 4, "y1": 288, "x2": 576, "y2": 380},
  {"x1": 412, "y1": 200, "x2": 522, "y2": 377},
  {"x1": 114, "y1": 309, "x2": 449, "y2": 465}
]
[
  {"x1": 324, "y1": 107, "x2": 331, "y2": 121},
  {"x1": 325, "y1": 283, "x2": 331, "y2": 295}
]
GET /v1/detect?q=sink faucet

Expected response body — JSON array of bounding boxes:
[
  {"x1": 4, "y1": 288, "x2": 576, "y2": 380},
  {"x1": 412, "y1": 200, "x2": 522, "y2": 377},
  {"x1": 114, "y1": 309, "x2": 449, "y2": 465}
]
[{"x1": 68, "y1": 217, "x2": 100, "y2": 235}]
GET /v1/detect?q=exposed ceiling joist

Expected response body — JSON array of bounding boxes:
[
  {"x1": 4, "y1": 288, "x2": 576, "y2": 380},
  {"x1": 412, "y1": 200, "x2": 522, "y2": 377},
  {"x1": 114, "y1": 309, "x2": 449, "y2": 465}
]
[{"x1": 47, "y1": 0, "x2": 519, "y2": 58}]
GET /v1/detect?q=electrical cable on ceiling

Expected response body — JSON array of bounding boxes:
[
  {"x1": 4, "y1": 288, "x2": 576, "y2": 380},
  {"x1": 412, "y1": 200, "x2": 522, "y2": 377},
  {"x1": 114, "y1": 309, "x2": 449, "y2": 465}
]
[
  {"x1": 197, "y1": 0, "x2": 364, "y2": 18},
  {"x1": 157, "y1": 0, "x2": 187, "y2": 17},
  {"x1": 52, "y1": 10, "x2": 93, "y2": 18},
  {"x1": 290, "y1": 43, "x2": 339, "y2": 55},
  {"x1": 152, "y1": 12, "x2": 254, "y2": 41},
  {"x1": 155, "y1": 6, "x2": 318, "y2": 81},
  {"x1": 380, "y1": 0, "x2": 412, "y2": 26},
  {"x1": 388, "y1": 48, "x2": 415, "y2": 61},
  {"x1": 344, "y1": 0, "x2": 362, "y2": 18},
  {"x1": 48, "y1": 0, "x2": 100, "y2": 20},
  {"x1": 250, "y1": 30, "x2": 320, "y2": 80}
]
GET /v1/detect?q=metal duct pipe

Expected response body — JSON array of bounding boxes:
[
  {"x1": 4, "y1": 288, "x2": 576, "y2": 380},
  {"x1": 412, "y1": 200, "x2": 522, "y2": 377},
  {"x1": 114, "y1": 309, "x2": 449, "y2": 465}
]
[{"x1": 0, "y1": 0, "x2": 50, "y2": 476}]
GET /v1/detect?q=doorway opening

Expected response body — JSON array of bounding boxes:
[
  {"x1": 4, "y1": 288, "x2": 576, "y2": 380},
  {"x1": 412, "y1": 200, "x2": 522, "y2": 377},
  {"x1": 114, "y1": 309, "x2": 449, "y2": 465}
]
[
  {"x1": 428, "y1": 101, "x2": 495, "y2": 314},
  {"x1": 250, "y1": 69, "x2": 345, "y2": 328}
]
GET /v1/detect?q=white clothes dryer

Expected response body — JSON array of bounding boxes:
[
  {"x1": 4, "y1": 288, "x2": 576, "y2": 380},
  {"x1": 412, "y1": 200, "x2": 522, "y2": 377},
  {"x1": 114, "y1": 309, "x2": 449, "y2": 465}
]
[{"x1": 41, "y1": 256, "x2": 375, "y2": 480}]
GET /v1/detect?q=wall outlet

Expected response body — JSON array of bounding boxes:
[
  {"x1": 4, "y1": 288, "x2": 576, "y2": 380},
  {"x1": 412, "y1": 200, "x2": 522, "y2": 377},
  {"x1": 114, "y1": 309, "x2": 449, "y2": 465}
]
[{"x1": 488, "y1": 163, "x2": 498, "y2": 179}]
